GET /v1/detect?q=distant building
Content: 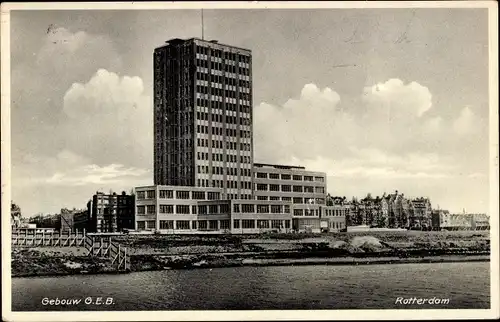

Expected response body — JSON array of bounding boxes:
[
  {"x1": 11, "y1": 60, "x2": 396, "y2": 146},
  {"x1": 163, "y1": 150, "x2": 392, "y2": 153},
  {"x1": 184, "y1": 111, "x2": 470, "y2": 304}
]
[
  {"x1": 11, "y1": 202, "x2": 22, "y2": 229},
  {"x1": 321, "y1": 205, "x2": 347, "y2": 232},
  {"x1": 470, "y1": 213, "x2": 490, "y2": 230},
  {"x1": 89, "y1": 191, "x2": 135, "y2": 233},
  {"x1": 411, "y1": 197, "x2": 432, "y2": 229}
]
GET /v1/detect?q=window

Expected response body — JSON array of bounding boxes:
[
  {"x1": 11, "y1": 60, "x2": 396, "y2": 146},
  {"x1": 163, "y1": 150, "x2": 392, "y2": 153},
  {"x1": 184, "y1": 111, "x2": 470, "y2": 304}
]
[
  {"x1": 198, "y1": 220, "x2": 208, "y2": 230},
  {"x1": 285, "y1": 220, "x2": 291, "y2": 229},
  {"x1": 147, "y1": 190, "x2": 156, "y2": 199},
  {"x1": 137, "y1": 206, "x2": 145, "y2": 214},
  {"x1": 192, "y1": 221, "x2": 198, "y2": 229},
  {"x1": 209, "y1": 205, "x2": 218, "y2": 214},
  {"x1": 257, "y1": 184, "x2": 268, "y2": 191},
  {"x1": 176, "y1": 205, "x2": 190, "y2": 214},
  {"x1": 271, "y1": 220, "x2": 283, "y2": 229},
  {"x1": 294, "y1": 209, "x2": 304, "y2": 216},
  {"x1": 137, "y1": 221, "x2": 146, "y2": 230},
  {"x1": 209, "y1": 220, "x2": 218, "y2": 230},
  {"x1": 147, "y1": 221, "x2": 156, "y2": 229},
  {"x1": 284, "y1": 205, "x2": 290, "y2": 213},
  {"x1": 257, "y1": 205, "x2": 269, "y2": 213},
  {"x1": 315, "y1": 187, "x2": 325, "y2": 194},
  {"x1": 293, "y1": 197, "x2": 303, "y2": 204},
  {"x1": 269, "y1": 184, "x2": 280, "y2": 192},
  {"x1": 304, "y1": 176, "x2": 313, "y2": 182},
  {"x1": 137, "y1": 191, "x2": 145, "y2": 200},
  {"x1": 233, "y1": 219, "x2": 240, "y2": 229},
  {"x1": 198, "y1": 205, "x2": 207, "y2": 215},
  {"x1": 146, "y1": 205, "x2": 156, "y2": 214},
  {"x1": 160, "y1": 205, "x2": 174, "y2": 214},
  {"x1": 192, "y1": 205, "x2": 197, "y2": 214},
  {"x1": 176, "y1": 220, "x2": 190, "y2": 230},
  {"x1": 304, "y1": 186, "x2": 314, "y2": 193},
  {"x1": 282, "y1": 197, "x2": 292, "y2": 202},
  {"x1": 159, "y1": 190, "x2": 173, "y2": 199},
  {"x1": 257, "y1": 220, "x2": 269, "y2": 229},
  {"x1": 233, "y1": 204, "x2": 240, "y2": 213},
  {"x1": 315, "y1": 176, "x2": 325, "y2": 182},
  {"x1": 242, "y1": 204, "x2": 255, "y2": 213},
  {"x1": 220, "y1": 204, "x2": 229, "y2": 213},
  {"x1": 176, "y1": 191, "x2": 190, "y2": 199},
  {"x1": 160, "y1": 220, "x2": 174, "y2": 230},
  {"x1": 316, "y1": 198, "x2": 325, "y2": 205},
  {"x1": 270, "y1": 196, "x2": 280, "y2": 201},
  {"x1": 293, "y1": 185, "x2": 303, "y2": 193},
  {"x1": 281, "y1": 174, "x2": 291, "y2": 180},
  {"x1": 208, "y1": 192, "x2": 220, "y2": 200},
  {"x1": 293, "y1": 175, "x2": 302, "y2": 181},
  {"x1": 271, "y1": 205, "x2": 282, "y2": 214},
  {"x1": 256, "y1": 172, "x2": 267, "y2": 179},
  {"x1": 257, "y1": 196, "x2": 268, "y2": 201},
  {"x1": 269, "y1": 173, "x2": 279, "y2": 179},
  {"x1": 192, "y1": 191, "x2": 206, "y2": 199},
  {"x1": 281, "y1": 185, "x2": 291, "y2": 192},
  {"x1": 220, "y1": 220, "x2": 230, "y2": 230},
  {"x1": 242, "y1": 219, "x2": 255, "y2": 229}
]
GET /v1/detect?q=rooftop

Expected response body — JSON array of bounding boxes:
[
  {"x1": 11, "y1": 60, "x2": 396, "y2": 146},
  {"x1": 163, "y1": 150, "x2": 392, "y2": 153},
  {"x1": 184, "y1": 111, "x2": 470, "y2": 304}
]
[
  {"x1": 159, "y1": 37, "x2": 252, "y2": 53},
  {"x1": 253, "y1": 163, "x2": 306, "y2": 170}
]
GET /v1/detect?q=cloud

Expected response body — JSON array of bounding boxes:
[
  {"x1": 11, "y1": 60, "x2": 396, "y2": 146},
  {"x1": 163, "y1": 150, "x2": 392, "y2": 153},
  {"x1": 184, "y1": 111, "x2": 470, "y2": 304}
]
[
  {"x1": 61, "y1": 69, "x2": 152, "y2": 168},
  {"x1": 452, "y1": 106, "x2": 476, "y2": 135},
  {"x1": 362, "y1": 78, "x2": 433, "y2": 118},
  {"x1": 254, "y1": 80, "x2": 488, "y2": 212}
]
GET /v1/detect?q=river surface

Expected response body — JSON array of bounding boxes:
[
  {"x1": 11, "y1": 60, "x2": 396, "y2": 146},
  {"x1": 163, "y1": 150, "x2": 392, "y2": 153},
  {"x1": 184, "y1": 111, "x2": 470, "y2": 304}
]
[{"x1": 11, "y1": 262, "x2": 490, "y2": 311}]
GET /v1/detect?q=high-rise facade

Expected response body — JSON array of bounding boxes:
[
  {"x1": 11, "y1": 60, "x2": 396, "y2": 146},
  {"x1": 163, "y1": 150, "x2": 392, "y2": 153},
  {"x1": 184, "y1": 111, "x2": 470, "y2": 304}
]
[{"x1": 153, "y1": 38, "x2": 253, "y2": 200}]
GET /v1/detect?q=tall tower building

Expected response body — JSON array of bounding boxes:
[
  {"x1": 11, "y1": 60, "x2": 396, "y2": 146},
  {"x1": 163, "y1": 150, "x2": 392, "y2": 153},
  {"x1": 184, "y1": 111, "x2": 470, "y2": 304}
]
[{"x1": 153, "y1": 38, "x2": 253, "y2": 200}]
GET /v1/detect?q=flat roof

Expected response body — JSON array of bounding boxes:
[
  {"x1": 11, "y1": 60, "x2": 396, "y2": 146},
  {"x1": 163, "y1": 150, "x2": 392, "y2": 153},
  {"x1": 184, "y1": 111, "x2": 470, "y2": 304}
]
[
  {"x1": 160, "y1": 37, "x2": 252, "y2": 53},
  {"x1": 253, "y1": 163, "x2": 306, "y2": 170}
]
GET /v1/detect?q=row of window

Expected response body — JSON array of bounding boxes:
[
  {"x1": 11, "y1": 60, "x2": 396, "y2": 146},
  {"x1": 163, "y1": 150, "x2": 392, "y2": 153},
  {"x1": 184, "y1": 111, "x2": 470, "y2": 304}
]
[
  {"x1": 210, "y1": 111, "x2": 250, "y2": 123},
  {"x1": 255, "y1": 196, "x2": 325, "y2": 205},
  {"x1": 255, "y1": 184, "x2": 325, "y2": 194},
  {"x1": 195, "y1": 46, "x2": 250, "y2": 63},
  {"x1": 255, "y1": 173, "x2": 325, "y2": 182},
  {"x1": 196, "y1": 126, "x2": 251, "y2": 139},
  {"x1": 196, "y1": 111, "x2": 251, "y2": 125},
  {"x1": 324, "y1": 209, "x2": 349, "y2": 217},
  {"x1": 196, "y1": 72, "x2": 251, "y2": 88},
  {"x1": 232, "y1": 204, "x2": 290, "y2": 214},
  {"x1": 196, "y1": 139, "x2": 251, "y2": 152},
  {"x1": 197, "y1": 165, "x2": 251, "y2": 177},
  {"x1": 196, "y1": 84, "x2": 251, "y2": 100},
  {"x1": 197, "y1": 177, "x2": 252, "y2": 190},
  {"x1": 293, "y1": 209, "x2": 320, "y2": 217},
  {"x1": 196, "y1": 97, "x2": 251, "y2": 108},
  {"x1": 137, "y1": 190, "x2": 221, "y2": 200},
  {"x1": 195, "y1": 59, "x2": 250, "y2": 76},
  {"x1": 329, "y1": 221, "x2": 345, "y2": 229},
  {"x1": 234, "y1": 219, "x2": 291, "y2": 229}
]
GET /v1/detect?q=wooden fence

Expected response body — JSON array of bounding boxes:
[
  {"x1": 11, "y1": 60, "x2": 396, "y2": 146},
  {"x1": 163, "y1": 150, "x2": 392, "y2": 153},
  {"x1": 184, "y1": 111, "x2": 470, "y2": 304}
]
[
  {"x1": 11, "y1": 229, "x2": 130, "y2": 272},
  {"x1": 84, "y1": 236, "x2": 130, "y2": 271},
  {"x1": 11, "y1": 229, "x2": 87, "y2": 247}
]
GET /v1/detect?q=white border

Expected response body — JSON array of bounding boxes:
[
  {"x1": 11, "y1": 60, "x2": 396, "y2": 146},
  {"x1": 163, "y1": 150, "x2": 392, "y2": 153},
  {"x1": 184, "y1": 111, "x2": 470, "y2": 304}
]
[{"x1": 1, "y1": 1, "x2": 498, "y2": 321}]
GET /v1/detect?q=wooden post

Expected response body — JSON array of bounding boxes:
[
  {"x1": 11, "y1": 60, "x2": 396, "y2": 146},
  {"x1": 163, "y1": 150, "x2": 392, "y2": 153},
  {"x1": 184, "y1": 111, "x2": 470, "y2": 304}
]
[{"x1": 118, "y1": 244, "x2": 121, "y2": 269}]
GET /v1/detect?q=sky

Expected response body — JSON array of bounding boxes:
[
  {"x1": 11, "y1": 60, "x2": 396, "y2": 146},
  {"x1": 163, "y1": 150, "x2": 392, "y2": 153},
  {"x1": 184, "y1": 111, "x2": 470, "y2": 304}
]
[{"x1": 9, "y1": 7, "x2": 492, "y2": 217}]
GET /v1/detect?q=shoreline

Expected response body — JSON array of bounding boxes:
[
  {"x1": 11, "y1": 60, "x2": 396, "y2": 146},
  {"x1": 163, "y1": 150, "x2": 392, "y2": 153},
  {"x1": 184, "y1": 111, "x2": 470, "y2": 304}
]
[{"x1": 11, "y1": 254, "x2": 490, "y2": 278}]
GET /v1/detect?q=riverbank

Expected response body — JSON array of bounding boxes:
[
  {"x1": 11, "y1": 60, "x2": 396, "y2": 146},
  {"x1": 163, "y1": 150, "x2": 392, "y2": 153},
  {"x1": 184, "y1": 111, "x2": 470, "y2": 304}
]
[{"x1": 11, "y1": 231, "x2": 490, "y2": 277}]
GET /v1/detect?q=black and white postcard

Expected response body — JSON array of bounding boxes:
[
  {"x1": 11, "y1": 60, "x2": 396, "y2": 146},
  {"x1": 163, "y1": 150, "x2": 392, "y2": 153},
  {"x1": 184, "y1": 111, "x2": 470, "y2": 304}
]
[{"x1": 1, "y1": 1, "x2": 498, "y2": 321}]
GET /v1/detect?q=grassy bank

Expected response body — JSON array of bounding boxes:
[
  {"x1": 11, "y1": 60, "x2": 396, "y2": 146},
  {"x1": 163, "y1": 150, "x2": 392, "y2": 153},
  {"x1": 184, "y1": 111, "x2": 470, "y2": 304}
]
[{"x1": 11, "y1": 231, "x2": 490, "y2": 277}]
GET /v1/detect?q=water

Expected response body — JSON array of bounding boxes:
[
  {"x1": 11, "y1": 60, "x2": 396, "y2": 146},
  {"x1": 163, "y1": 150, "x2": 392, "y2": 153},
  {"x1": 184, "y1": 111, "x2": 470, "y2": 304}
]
[{"x1": 11, "y1": 262, "x2": 490, "y2": 311}]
